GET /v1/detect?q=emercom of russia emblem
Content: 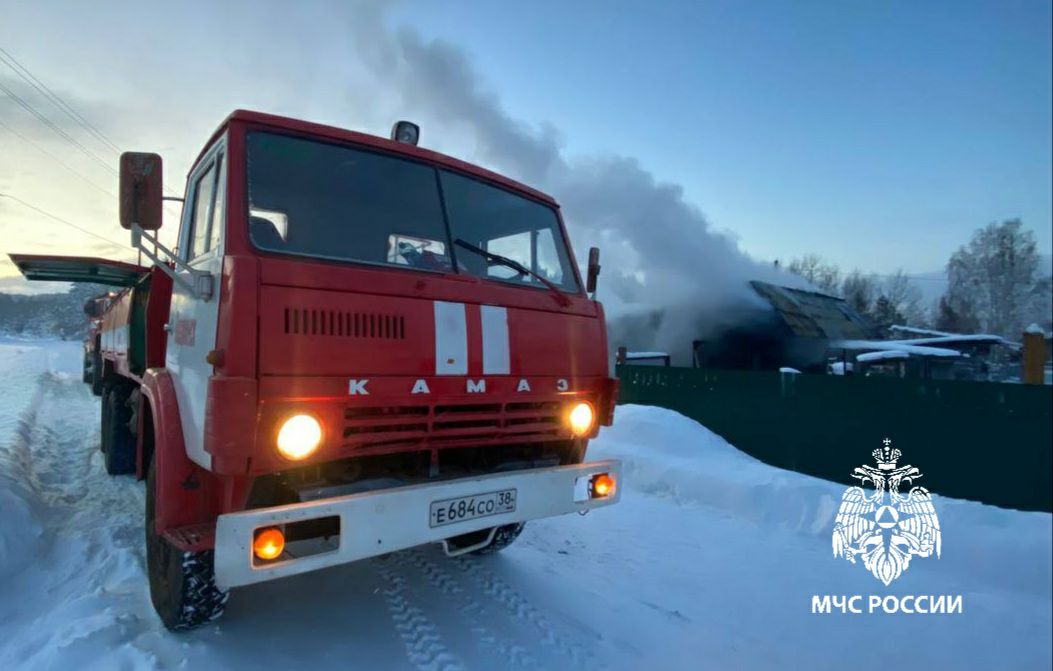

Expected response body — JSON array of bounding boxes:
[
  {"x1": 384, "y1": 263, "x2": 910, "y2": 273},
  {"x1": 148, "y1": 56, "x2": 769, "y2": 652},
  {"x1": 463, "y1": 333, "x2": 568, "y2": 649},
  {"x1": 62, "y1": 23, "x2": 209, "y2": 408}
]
[{"x1": 832, "y1": 439, "x2": 941, "y2": 585}]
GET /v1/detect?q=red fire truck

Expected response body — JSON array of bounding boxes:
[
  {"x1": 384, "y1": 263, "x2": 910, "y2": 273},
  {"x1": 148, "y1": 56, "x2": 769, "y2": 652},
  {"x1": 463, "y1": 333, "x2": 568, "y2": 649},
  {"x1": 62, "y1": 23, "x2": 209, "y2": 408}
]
[{"x1": 9, "y1": 110, "x2": 620, "y2": 630}]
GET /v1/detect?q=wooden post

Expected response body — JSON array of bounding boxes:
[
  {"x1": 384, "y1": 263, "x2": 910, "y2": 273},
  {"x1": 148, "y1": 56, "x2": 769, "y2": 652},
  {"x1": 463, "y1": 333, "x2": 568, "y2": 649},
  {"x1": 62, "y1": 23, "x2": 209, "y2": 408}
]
[{"x1": 1021, "y1": 325, "x2": 1047, "y2": 385}]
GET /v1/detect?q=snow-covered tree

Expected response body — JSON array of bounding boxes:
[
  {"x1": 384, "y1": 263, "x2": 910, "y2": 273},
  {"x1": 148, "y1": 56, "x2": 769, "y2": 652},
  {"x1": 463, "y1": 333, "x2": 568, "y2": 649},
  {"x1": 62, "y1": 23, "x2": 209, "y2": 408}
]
[
  {"x1": 0, "y1": 283, "x2": 110, "y2": 339},
  {"x1": 944, "y1": 219, "x2": 1051, "y2": 338}
]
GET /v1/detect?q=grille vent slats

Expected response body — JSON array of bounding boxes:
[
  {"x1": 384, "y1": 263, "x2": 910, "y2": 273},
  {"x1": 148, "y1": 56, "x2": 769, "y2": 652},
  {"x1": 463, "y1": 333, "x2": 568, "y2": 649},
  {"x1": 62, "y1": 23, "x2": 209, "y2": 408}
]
[
  {"x1": 341, "y1": 401, "x2": 567, "y2": 449},
  {"x1": 284, "y1": 308, "x2": 406, "y2": 339}
]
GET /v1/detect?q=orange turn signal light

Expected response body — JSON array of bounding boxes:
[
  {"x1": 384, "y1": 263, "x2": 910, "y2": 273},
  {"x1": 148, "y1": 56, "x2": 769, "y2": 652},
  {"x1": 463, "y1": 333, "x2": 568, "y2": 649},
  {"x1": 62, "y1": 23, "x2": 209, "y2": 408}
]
[
  {"x1": 591, "y1": 473, "x2": 615, "y2": 498},
  {"x1": 253, "y1": 527, "x2": 285, "y2": 561}
]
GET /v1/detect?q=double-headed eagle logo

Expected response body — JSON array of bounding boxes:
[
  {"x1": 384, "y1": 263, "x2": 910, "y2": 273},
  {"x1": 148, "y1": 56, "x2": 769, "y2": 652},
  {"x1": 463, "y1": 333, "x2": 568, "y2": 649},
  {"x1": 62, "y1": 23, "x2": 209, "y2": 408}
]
[{"x1": 832, "y1": 439, "x2": 941, "y2": 585}]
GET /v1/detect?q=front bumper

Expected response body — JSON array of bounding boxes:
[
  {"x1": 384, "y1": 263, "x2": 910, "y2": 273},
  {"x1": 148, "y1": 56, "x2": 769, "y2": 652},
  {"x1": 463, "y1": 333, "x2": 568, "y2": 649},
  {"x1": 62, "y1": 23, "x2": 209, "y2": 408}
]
[{"x1": 214, "y1": 459, "x2": 621, "y2": 589}]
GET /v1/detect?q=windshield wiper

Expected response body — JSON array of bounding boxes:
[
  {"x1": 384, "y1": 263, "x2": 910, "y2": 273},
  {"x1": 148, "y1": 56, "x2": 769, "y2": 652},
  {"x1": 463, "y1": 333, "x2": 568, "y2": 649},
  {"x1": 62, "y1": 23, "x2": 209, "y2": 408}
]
[{"x1": 454, "y1": 239, "x2": 570, "y2": 307}]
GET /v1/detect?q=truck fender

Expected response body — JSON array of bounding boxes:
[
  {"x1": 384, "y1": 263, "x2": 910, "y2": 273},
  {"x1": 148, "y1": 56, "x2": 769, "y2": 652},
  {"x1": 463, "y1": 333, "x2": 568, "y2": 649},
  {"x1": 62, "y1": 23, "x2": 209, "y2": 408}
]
[{"x1": 138, "y1": 368, "x2": 221, "y2": 535}]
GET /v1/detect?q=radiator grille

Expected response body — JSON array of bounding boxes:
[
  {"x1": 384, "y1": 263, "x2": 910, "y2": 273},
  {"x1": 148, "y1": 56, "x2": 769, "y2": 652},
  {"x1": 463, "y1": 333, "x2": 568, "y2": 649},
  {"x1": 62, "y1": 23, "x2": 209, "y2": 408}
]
[
  {"x1": 341, "y1": 401, "x2": 567, "y2": 452},
  {"x1": 283, "y1": 308, "x2": 406, "y2": 339}
]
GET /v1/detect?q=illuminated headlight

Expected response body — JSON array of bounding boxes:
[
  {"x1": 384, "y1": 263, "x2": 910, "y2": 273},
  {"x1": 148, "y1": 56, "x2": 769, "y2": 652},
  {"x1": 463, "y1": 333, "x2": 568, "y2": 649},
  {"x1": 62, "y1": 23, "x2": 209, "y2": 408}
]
[
  {"x1": 276, "y1": 414, "x2": 322, "y2": 460},
  {"x1": 567, "y1": 402, "x2": 595, "y2": 437}
]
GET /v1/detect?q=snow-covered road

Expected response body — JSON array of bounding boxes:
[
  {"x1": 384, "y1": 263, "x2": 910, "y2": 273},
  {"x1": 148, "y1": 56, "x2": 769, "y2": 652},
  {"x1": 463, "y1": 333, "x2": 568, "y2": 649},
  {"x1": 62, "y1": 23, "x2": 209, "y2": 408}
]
[{"x1": 1, "y1": 338, "x2": 1050, "y2": 670}]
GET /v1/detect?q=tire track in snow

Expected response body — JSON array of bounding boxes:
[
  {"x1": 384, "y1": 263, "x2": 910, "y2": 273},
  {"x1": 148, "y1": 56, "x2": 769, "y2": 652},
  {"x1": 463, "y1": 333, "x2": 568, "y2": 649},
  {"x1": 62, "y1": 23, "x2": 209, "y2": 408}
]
[
  {"x1": 395, "y1": 549, "x2": 537, "y2": 669},
  {"x1": 454, "y1": 555, "x2": 597, "y2": 671},
  {"x1": 0, "y1": 372, "x2": 157, "y2": 670},
  {"x1": 374, "y1": 555, "x2": 466, "y2": 671}
]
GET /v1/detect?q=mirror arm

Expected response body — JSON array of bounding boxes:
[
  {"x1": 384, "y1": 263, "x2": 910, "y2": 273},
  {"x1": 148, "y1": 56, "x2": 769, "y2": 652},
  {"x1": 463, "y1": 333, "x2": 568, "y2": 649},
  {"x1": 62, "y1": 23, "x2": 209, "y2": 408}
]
[
  {"x1": 131, "y1": 223, "x2": 214, "y2": 301},
  {"x1": 162, "y1": 196, "x2": 185, "y2": 203}
]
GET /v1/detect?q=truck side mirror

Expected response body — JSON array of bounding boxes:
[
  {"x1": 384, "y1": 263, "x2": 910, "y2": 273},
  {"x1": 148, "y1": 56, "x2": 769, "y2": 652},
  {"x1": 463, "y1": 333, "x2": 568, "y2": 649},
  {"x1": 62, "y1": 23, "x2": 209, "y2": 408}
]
[
  {"x1": 119, "y1": 152, "x2": 164, "y2": 231},
  {"x1": 586, "y1": 247, "x2": 601, "y2": 295}
]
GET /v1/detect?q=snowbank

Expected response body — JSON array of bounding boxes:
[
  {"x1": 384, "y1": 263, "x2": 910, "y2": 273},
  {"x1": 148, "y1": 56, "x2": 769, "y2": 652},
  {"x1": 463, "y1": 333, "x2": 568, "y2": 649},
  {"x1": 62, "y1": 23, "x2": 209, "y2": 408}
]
[
  {"x1": 593, "y1": 404, "x2": 1052, "y2": 596},
  {"x1": 0, "y1": 478, "x2": 41, "y2": 574},
  {"x1": 0, "y1": 338, "x2": 1049, "y2": 670},
  {"x1": 0, "y1": 341, "x2": 52, "y2": 575}
]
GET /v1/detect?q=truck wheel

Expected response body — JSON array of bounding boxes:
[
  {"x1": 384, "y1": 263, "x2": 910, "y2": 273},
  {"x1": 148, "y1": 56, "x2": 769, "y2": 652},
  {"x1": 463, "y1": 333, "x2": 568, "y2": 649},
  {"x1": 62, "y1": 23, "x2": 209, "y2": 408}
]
[
  {"x1": 82, "y1": 352, "x2": 92, "y2": 384},
  {"x1": 102, "y1": 386, "x2": 136, "y2": 475},
  {"x1": 449, "y1": 522, "x2": 526, "y2": 556},
  {"x1": 146, "y1": 457, "x2": 228, "y2": 631},
  {"x1": 91, "y1": 348, "x2": 103, "y2": 397},
  {"x1": 471, "y1": 522, "x2": 526, "y2": 555}
]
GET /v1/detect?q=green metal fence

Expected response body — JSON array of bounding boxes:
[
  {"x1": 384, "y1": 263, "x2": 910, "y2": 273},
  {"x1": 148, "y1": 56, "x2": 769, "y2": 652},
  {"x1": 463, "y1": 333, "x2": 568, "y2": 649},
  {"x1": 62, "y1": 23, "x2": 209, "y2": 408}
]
[{"x1": 616, "y1": 365, "x2": 1053, "y2": 512}]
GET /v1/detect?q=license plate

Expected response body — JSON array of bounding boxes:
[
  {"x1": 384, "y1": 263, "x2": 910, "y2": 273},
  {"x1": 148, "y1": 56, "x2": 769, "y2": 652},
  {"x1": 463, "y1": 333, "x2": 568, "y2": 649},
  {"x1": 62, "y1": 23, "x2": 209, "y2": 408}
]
[{"x1": 429, "y1": 489, "x2": 517, "y2": 528}]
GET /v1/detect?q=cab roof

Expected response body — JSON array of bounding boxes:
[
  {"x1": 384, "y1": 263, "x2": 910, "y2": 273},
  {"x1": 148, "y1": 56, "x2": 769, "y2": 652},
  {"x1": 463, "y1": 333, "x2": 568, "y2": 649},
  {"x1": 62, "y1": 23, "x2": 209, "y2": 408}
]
[{"x1": 196, "y1": 109, "x2": 557, "y2": 207}]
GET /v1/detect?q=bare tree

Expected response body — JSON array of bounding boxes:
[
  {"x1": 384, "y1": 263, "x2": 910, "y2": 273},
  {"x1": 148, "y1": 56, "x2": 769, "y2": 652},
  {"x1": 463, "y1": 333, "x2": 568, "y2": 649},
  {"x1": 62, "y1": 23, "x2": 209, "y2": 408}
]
[
  {"x1": 842, "y1": 271, "x2": 877, "y2": 315},
  {"x1": 787, "y1": 254, "x2": 842, "y2": 295},
  {"x1": 879, "y1": 269, "x2": 926, "y2": 327}
]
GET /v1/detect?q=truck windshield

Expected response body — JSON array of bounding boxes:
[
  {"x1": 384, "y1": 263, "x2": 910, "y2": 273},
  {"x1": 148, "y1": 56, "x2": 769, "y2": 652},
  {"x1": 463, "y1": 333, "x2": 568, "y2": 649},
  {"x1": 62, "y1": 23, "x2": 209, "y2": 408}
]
[{"x1": 246, "y1": 132, "x2": 579, "y2": 292}]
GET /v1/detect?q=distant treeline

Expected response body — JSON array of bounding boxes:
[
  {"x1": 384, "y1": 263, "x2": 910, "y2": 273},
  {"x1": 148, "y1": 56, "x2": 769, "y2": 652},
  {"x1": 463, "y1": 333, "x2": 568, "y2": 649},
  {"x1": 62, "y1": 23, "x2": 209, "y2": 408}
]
[{"x1": 0, "y1": 284, "x2": 109, "y2": 340}]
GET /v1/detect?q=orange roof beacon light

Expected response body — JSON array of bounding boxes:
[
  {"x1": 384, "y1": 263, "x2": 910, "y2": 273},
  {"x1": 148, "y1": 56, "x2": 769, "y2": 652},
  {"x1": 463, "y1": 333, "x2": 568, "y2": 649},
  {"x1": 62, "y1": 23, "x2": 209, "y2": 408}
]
[
  {"x1": 591, "y1": 473, "x2": 615, "y2": 498},
  {"x1": 253, "y1": 528, "x2": 285, "y2": 561}
]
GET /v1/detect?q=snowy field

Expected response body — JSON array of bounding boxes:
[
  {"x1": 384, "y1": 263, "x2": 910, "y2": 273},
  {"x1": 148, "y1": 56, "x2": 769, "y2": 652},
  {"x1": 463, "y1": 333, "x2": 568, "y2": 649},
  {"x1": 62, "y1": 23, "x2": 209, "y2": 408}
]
[{"x1": 1, "y1": 337, "x2": 1050, "y2": 671}]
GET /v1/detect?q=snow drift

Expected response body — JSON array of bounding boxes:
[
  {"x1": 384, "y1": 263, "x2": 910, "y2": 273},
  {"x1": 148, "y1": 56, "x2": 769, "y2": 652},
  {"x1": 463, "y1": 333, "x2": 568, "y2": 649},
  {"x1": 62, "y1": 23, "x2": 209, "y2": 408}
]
[{"x1": 0, "y1": 338, "x2": 1049, "y2": 671}]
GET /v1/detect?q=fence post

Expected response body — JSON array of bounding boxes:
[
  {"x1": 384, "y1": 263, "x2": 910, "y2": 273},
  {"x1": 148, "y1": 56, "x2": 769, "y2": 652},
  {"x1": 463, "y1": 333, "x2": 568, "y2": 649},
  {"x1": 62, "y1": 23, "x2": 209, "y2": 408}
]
[{"x1": 1022, "y1": 325, "x2": 1047, "y2": 385}]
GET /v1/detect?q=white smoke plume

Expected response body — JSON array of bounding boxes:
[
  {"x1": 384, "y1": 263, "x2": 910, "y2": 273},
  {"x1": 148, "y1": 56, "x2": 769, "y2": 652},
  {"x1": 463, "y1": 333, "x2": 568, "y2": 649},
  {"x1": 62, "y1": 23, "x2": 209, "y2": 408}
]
[{"x1": 349, "y1": 5, "x2": 804, "y2": 362}]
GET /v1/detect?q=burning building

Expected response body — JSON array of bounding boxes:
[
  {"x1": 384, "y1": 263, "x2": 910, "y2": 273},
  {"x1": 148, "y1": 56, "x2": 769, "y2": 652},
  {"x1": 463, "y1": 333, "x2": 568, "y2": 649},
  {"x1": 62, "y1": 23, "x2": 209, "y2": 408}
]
[{"x1": 690, "y1": 281, "x2": 877, "y2": 373}]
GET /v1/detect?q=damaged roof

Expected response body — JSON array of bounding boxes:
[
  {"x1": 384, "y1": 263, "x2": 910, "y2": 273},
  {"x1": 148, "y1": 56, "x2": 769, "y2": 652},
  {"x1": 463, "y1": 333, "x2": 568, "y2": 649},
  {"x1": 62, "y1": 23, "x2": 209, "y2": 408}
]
[{"x1": 749, "y1": 281, "x2": 876, "y2": 340}]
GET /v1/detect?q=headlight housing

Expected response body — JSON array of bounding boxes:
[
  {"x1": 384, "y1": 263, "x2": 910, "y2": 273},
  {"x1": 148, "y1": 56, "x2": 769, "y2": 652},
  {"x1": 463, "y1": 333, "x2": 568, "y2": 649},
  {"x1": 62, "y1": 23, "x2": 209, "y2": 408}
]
[
  {"x1": 567, "y1": 402, "x2": 596, "y2": 437},
  {"x1": 276, "y1": 414, "x2": 323, "y2": 460}
]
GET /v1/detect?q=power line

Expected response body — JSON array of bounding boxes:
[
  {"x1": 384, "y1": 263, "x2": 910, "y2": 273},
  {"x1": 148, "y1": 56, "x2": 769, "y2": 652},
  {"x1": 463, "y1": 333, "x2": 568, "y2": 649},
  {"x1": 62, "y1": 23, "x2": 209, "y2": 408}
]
[
  {"x1": 0, "y1": 46, "x2": 122, "y2": 155},
  {"x1": 0, "y1": 118, "x2": 116, "y2": 198},
  {"x1": 0, "y1": 191, "x2": 131, "y2": 252},
  {"x1": 867, "y1": 274, "x2": 947, "y2": 281},
  {"x1": 0, "y1": 51, "x2": 182, "y2": 247},
  {"x1": 0, "y1": 79, "x2": 118, "y2": 177},
  {"x1": 0, "y1": 47, "x2": 183, "y2": 201},
  {"x1": 1, "y1": 117, "x2": 182, "y2": 248}
]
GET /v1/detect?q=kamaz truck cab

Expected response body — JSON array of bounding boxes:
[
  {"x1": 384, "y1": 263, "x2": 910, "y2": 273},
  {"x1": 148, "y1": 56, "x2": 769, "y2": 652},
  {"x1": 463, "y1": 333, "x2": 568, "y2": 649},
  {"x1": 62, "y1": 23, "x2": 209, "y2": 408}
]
[{"x1": 10, "y1": 110, "x2": 620, "y2": 630}]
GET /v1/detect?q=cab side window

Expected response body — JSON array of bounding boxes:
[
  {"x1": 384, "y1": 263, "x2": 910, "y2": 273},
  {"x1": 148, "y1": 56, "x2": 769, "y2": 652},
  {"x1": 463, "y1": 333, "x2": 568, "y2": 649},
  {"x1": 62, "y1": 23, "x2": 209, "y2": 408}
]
[{"x1": 187, "y1": 162, "x2": 217, "y2": 260}]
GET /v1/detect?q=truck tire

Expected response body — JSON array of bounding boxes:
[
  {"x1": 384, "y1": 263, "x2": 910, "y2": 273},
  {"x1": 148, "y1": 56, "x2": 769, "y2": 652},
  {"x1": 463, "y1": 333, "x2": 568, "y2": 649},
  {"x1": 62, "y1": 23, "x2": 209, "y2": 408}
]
[
  {"x1": 471, "y1": 522, "x2": 526, "y2": 555},
  {"x1": 146, "y1": 457, "x2": 228, "y2": 631},
  {"x1": 91, "y1": 347, "x2": 103, "y2": 397},
  {"x1": 82, "y1": 351, "x2": 92, "y2": 384},
  {"x1": 101, "y1": 385, "x2": 136, "y2": 475}
]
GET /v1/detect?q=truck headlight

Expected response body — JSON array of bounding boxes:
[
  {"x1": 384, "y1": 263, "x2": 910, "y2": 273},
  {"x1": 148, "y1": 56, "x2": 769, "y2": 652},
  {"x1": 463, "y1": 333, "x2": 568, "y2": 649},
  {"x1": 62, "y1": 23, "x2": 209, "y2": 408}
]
[
  {"x1": 276, "y1": 414, "x2": 322, "y2": 460},
  {"x1": 567, "y1": 402, "x2": 595, "y2": 437}
]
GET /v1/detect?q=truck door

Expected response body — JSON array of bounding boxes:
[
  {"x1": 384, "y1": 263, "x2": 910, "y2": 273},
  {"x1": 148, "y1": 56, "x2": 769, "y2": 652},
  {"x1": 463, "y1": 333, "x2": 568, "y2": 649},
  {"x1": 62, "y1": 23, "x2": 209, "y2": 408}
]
[{"x1": 165, "y1": 142, "x2": 227, "y2": 470}]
